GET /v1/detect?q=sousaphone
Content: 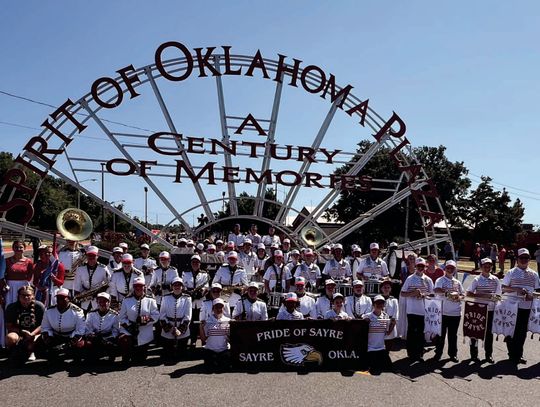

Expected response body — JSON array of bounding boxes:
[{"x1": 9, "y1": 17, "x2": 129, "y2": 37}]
[{"x1": 56, "y1": 208, "x2": 93, "y2": 241}]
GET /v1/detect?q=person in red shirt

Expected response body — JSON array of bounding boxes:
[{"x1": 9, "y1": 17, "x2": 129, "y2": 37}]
[
  {"x1": 33, "y1": 245, "x2": 65, "y2": 306},
  {"x1": 424, "y1": 254, "x2": 444, "y2": 284},
  {"x1": 3, "y1": 241, "x2": 34, "y2": 307}
]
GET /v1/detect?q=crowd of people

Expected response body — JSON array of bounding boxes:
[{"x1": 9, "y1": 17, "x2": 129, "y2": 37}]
[{"x1": 1, "y1": 223, "x2": 539, "y2": 374}]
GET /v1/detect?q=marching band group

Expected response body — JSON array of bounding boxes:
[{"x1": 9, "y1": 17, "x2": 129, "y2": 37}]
[{"x1": 1, "y1": 230, "x2": 539, "y2": 374}]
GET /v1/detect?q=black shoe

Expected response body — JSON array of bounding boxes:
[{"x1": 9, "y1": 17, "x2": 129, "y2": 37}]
[
  {"x1": 414, "y1": 357, "x2": 425, "y2": 363},
  {"x1": 518, "y1": 358, "x2": 527, "y2": 365},
  {"x1": 432, "y1": 353, "x2": 442, "y2": 361},
  {"x1": 470, "y1": 356, "x2": 480, "y2": 363},
  {"x1": 484, "y1": 356, "x2": 495, "y2": 364},
  {"x1": 449, "y1": 356, "x2": 460, "y2": 363}
]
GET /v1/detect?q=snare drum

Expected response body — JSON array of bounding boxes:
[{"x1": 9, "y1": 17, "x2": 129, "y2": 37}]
[
  {"x1": 364, "y1": 280, "x2": 382, "y2": 297},
  {"x1": 267, "y1": 292, "x2": 283, "y2": 309},
  {"x1": 336, "y1": 282, "x2": 353, "y2": 297}
]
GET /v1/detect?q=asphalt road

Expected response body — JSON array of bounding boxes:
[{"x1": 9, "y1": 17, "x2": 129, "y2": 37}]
[{"x1": 1, "y1": 273, "x2": 539, "y2": 407}]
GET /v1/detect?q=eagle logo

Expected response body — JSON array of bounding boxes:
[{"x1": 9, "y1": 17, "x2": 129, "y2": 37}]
[{"x1": 280, "y1": 343, "x2": 323, "y2": 366}]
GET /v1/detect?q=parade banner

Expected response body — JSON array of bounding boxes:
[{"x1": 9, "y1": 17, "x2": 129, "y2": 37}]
[
  {"x1": 527, "y1": 297, "x2": 540, "y2": 336},
  {"x1": 463, "y1": 301, "x2": 488, "y2": 341},
  {"x1": 230, "y1": 319, "x2": 368, "y2": 371},
  {"x1": 492, "y1": 298, "x2": 518, "y2": 338},
  {"x1": 424, "y1": 298, "x2": 442, "y2": 338}
]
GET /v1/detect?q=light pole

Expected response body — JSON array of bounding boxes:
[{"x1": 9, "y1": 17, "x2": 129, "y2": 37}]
[
  {"x1": 110, "y1": 200, "x2": 125, "y2": 232},
  {"x1": 144, "y1": 187, "x2": 148, "y2": 226},
  {"x1": 101, "y1": 163, "x2": 106, "y2": 233},
  {"x1": 77, "y1": 178, "x2": 97, "y2": 209}
]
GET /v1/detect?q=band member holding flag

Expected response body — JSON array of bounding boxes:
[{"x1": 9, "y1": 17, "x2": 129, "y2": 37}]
[
  {"x1": 501, "y1": 248, "x2": 540, "y2": 364},
  {"x1": 466, "y1": 257, "x2": 502, "y2": 363},
  {"x1": 34, "y1": 245, "x2": 65, "y2": 307}
]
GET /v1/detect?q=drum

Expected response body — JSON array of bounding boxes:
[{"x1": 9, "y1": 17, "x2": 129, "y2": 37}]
[
  {"x1": 267, "y1": 292, "x2": 283, "y2": 309},
  {"x1": 336, "y1": 282, "x2": 353, "y2": 297},
  {"x1": 364, "y1": 280, "x2": 381, "y2": 298},
  {"x1": 250, "y1": 273, "x2": 263, "y2": 283}
]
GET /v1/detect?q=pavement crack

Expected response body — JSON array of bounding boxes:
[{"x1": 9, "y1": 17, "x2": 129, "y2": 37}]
[{"x1": 429, "y1": 373, "x2": 493, "y2": 406}]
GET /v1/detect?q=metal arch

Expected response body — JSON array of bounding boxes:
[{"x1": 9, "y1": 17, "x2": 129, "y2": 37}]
[
  {"x1": 79, "y1": 99, "x2": 194, "y2": 233},
  {"x1": 144, "y1": 66, "x2": 215, "y2": 223},
  {"x1": 213, "y1": 55, "x2": 238, "y2": 216}
]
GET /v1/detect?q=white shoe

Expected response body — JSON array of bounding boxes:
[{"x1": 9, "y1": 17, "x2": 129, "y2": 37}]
[{"x1": 28, "y1": 352, "x2": 36, "y2": 361}]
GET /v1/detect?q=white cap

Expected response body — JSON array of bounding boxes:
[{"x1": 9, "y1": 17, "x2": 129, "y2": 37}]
[
  {"x1": 445, "y1": 260, "x2": 457, "y2": 268},
  {"x1": 283, "y1": 239, "x2": 291, "y2": 244},
  {"x1": 119, "y1": 242, "x2": 128, "y2": 249},
  {"x1": 270, "y1": 243, "x2": 279, "y2": 249},
  {"x1": 97, "y1": 292, "x2": 111, "y2": 301},
  {"x1": 325, "y1": 279, "x2": 337, "y2": 286},
  {"x1": 187, "y1": 239, "x2": 195, "y2": 246},
  {"x1": 351, "y1": 245, "x2": 361, "y2": 252},
  {"x1": 227, "y1": 241, "x2": 235, "y2": 247},
  {"x1": 159, "y1": 251, "x2": 171, "y2": 259},
  {"x1": 244, "y1": 238, "x2": 252, "y2": 245},
  {"x1": 333, "y1": 243, "x2": 343, "y2": 250},
  {"x1": 304, "y1": 248, "x2": 314, "y2": 256},
  {"x1": 38, "y1": 244, "x2": 48, "y2": 250},
  {"x1": 415, "y1": 257, "x2": 426, "y2": 266},
  {"x1": 140, "y1": 244, "x2": 150, "y2": 250},
  {"x1": 56, "y1": 288, "x2": 70, "y2": 297},
  {"x1": 86, "y1": 246, "x2": 99, "y2": 255},
  {"x1": 257, "y1": 243, "x2": 266, "y2": 250},
  {"x1": 121, "y1": 253, "x2": 133, "y2": 263},
  {"x1": 196, "y1": 243, "x2": 204, "y2": 250},
  {"x1": 211, "y1": 283, "x2": 223, "y2": 290},
  {"x1": 518, "y1": 248, "x2": 530, "y2": 257},
  {"x1": 213, "y1": 298, "x2": 225, "y2": 306},
  {"x1": 290, "y1": 249, "x2": 300, "y2": 256},
  {"x1": 191, "y1": 254, "x2": 201, "y2": 262},
  {"x1": 389, "y1": 242, "x2": 398, "y2": 248},
  {"x1": 171, "y1": 276, "x2": 184, "y2": 285},
  {"x1": 481, "y1": 258, "x2": 493, "y2": 265},
  {"x1": 113, "y1": 247, "x2": 123, "y2": 253},
  {"x1": 284, "y1": 292, "x2": 298, "y2": 302},
  {"x1": 295, "y1": 277, "x2": 306, "y2": 285},
  {"x1": 179, "y1": 238, "x2": 187, "y2": 243},
  {"x1": 322, "y1": 245, "x2": 331, "y2": 251},
  {"x1": 133, "y1": 277, "x2": 145, "y2": 285},
  {"x1": 207, "y1": 244, "x2": 216, "y2": 250},
  {"x1": 370, "y1": 243, "x2": 379, "y2": 250},
  {"x1": 227, "y1": 251, "x2": 238, "y2": 259},
  {"x1": 274, "y1": 250, "x2": 284, "y2": 258},
  {"x1": 333, "y1": 292, "x2": 344, "y2": 300},
  {"x1": 373, "y1": 295, "x2": 386, "y2": 303},
  {"x1": 216, "y1": 240, "x2": 223, "y2": 245},
  {"x1": 247, "y1": 282, "x2": 259, "y2": 289},
  {"x1": 352, "y1": 279, "x2": 364, "y2": 286}
]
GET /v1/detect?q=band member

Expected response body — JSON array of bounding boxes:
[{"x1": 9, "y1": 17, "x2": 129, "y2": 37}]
[
  {"x1": 502, "y1": 248, "x2": 540, "y2": 364},
  {"x1": 84, "y1": 292, "x2": 120, "y2": 362},
  {"x1": 239, "y1": 239, "x2": 257, "y2": 279},
  {"x1": 246, "y1": 224, "x2": 262, "y2": 246},
  {"x1": 159, "y1": 277, "x2": 192, "y2": 363},
  {"x1": 118, "y1": 277, "x2": 159, "y2": 364},
  {"x1": 182, "y1": 254, "x2": 209, "y2": 347},
  {"x1": 232, "y1": 282, "x2": 268, "y2": 321},
  {"x1": 397, "y1": 252, "x2": 417, "y2": 339},
  {"x1": 322, "y1": 244, "x2": 352, "y2": 281},
  {"x1": 263, "y1": 243, "x2": 280, "y2": 271},
  {"x1": 317, "y1": 245, "x2": 332, "y2": 267},
  {"x1": 325, "y1": 293, "x2": 349, "y2": 319},
  {"x1": 400, "y1": 257, "x2": 434, "y2": 362},
  {"x1": 109, "y1": 247, "x2": 123, "y2": 271},
  {"x1": 212, "y1": 251, "x2": 248, "y2": 312},
  {"x1": 356, "y1": 243, "x2": 389, "y2": 280},
  {"x1": 119, "y1": 242, "x2": 129, "y2": 254},
  {"x1": 215, "y1": 240, "x2": 225, "y2": 263},
  {"x1": 316, "y1": 279, "x2": 337, "y2": 318},
  {"x1": 5, "y1": 286, "x2": 44, "y2": 363},
  {"x1": 292, "y1": 277, "x2": 317, "y2": 318},
  {"x1": 350, "y1": 245, "x2": 363, "y2": 278},
  {"x1": 294, "y1": 248, "x2": 321, "y2": 290},
  {"x1": 58, "y1": 239, "x2": 83, "y2": 294},
  {"x1": 33, "y1": 245, "x2": 65, "y2": 306},
  {"x1": 383, "y1": 242, "x2": 401, "y2": 280},
  {"x1": 201, "y1": 298, "x2": 231, "y2": 372},
  {"x1": 200, "y1": 283, "x2": 231, "y2": 342},
  {"x1": 74, "y1": 246, "x2": 111, "y2": 313},
  {"x1": 150, "y1": 251, "x2": 179, "y2": 307},
  {"x1": 3, "y1": 240, "x2": 34, "y2": 307},
  {"x1": 227, "y1": 223, "x2": 244, "y2": 248},
  {"x1": 109, "y1": 254, "x2": 144, "y2": 306},
  {"x1": 363, "y1": 295, "x2": 393, "y2": 374},
  {"x1": 276, "y1": 292, "x2": 304, "y2": 320},
  {"x1": 262, "y1": 226, "x2": 281, "y2": 248},
  {"x1": 254, "y1": 243, "x2": 269, "y2": 278},
  {"x1": 281, "y1": 238, "x2": 291, "y2": 262},
  {"x1": 134, "y1": 243, "x2": 157, "y2": 286},
  {"x1": 286, "y1": 249, "x2": 302, "y2": 287},
  {"x1": 425, "y1": 254, "x2": 444, "y2": 283},
  {"x1": 380, "y1": 279, "x2": 399, "y2": 349},
  {"x1": 433, "y1": 260, "x2": 464, "y2": 362},
  {"x1": 466, "y1": 258, "x2": 501, "y2": 363},
  {"x1": 345, "y1": 280, "x2": 372, "y2": 319},
  {"x1": 263, "y1": 250, "x2": 292, "y2": 293},
  {"x1": 39, "y1": 288, "x2": 86, "y2": 362}
]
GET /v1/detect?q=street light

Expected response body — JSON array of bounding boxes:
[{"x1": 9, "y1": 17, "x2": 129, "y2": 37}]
[
  {"x1": 110, "y1": 200, "x2": 125, "y2": 232},
  {"x1": 144, "y1": 187, "x2": 149, "y2": 226},
  {"x1": 101, "y1": 163, "x2": 106, "y2": 233},
  {"x1": 77, "y1": 178, "x2": 97, "y2": 209}
]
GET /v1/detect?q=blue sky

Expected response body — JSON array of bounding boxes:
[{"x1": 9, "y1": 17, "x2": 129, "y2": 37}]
[{"x1": 1, "y1": 1, "x2": 539, "y2": 227}]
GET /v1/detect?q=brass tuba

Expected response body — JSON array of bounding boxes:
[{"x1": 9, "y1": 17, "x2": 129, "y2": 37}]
[
  {"x1": 300, "y1": 226, "x2": 324, "y2": 247},
  {"x1": 57, "y1": 208, "x2": 93, "y2": 242}
]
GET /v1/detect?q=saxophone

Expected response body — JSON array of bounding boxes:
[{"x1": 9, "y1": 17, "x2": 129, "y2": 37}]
[
  {"x1": 64, "y1": 249, "x2": 86, "y2": 282},
  {"x1": 72, "y1": 281, "x2": 109, "y2": 304}
]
